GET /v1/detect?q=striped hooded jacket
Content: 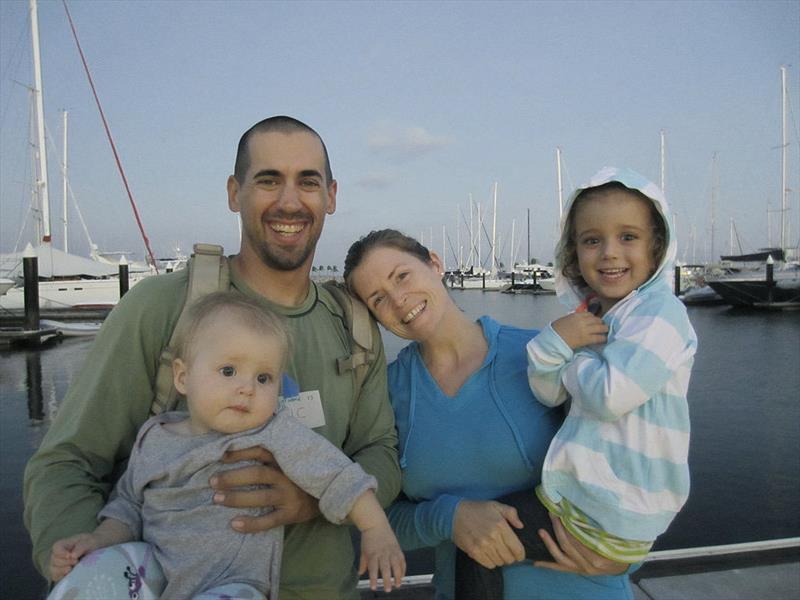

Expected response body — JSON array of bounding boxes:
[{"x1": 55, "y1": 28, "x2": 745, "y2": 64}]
[{"x1": 527, "y1": 167, "x2": 697, "y2": 541}]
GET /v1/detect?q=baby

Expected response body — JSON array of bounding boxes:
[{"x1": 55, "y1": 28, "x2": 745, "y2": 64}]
[{"x1": 49, "y1": 291, "x2": 405, "y2": 599}]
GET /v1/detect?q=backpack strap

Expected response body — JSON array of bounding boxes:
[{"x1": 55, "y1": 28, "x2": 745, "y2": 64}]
[
  {"x1": 150, "y1": 244, "x2": 229, "y2": 415},
  {"x1": 321, "y1": 280, "x2": 377, "y2": 394}
]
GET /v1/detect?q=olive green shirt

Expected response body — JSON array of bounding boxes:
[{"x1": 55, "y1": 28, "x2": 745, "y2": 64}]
[{"x1": 23, "y1": 264, "x2": 401, "y2": 599}]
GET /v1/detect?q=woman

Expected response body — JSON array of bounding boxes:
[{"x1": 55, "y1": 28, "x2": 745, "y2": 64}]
[{"x1": 344, "y1": 229, "x2": 634, "y2": 600}]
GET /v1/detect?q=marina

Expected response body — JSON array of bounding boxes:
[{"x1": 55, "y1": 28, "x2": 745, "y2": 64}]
[
  {"x1": 0, "y1": 2, "x2": 798, "y2": 597},
  {"x1": 2, "y1": 291, "x2": 798, "y2": 598}
]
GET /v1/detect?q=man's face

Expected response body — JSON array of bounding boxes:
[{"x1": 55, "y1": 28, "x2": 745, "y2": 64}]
[{"x1": 228, "y1": 130, "x2": 337, "y2": 271}]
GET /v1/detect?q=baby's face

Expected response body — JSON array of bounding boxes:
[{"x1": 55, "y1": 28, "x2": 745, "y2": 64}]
[{"x1": 175, "y1": 314, "x2": 283, "y2": 435}]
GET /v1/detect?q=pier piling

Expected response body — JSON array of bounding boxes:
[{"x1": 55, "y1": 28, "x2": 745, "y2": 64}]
[
  {"x1": 766, "y1": 256, "x2": 774, "y2": 304},
  {"x1": 119, "y1": 256, "x2": 129, "y2": 298},
  {"x1": 23, "y1": 245, "x2": 40, "y2": 331}
]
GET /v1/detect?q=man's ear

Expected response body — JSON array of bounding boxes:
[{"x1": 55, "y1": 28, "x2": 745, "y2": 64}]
[
  {"x1": 325, "y1": 179, "x2": 338, "y2": 215},
  {"x1": 227, "y1": 175, "x2": 240, "y2": 213},
  {"x1": 173, "y1": 358, "x2": 188, "y2": 395}
]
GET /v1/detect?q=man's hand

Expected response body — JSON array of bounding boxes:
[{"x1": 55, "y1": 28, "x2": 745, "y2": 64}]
[
  {"x1": 210, "y1": 446, "x2": 320, "y2": 533},
  {"x1": 534, "y1": 514, "x2": 628, "y2": 575},
  {"x1": 452, "y1": 500, "x2": 526, "y2": 569},
  {"x1": 552, "y1": 312, "x2": 608, "y2": 350}
]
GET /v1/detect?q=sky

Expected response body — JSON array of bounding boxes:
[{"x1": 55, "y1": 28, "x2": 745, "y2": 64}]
[{"x1": 1, "y1": 0, "x2": 799, "y2": 271}]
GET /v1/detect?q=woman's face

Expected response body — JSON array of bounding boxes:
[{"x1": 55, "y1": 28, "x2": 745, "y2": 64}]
[{"x1": 349, "y1": 245, "x2": 446, "y2": 341}]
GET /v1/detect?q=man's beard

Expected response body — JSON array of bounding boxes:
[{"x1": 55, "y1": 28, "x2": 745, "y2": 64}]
[
  {"x1": 253, "y1": 236, "x2": 317, "y2": 271},
  {"x1": 241, "y1": 209, "x2": 323, "y2": 271}
]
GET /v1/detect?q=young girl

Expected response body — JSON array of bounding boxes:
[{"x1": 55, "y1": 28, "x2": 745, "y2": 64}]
[
  {"x1": 456, "y1": 167, "x2": 697, "y2": 598},
  {"x1": 48, "y1": 292, "x2": 405, "y2": 599}
]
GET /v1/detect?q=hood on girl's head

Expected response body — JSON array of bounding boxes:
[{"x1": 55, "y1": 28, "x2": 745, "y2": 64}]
[{"x1": 554, "y1": 166, "x2": 677, "y2": 310}]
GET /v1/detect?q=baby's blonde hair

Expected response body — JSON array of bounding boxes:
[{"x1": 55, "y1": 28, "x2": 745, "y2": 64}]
[{"x1": 172, "y1": 291, "x2": 291, "y2": 370}]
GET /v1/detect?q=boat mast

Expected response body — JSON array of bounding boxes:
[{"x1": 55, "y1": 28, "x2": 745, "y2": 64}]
[
  {"x1": 62, "y1": 110, "x2": 68, "y2": 252},
  {"x1": 710, "y1": 152, "x2": 718, "y2": 262},
  {"x1": 729, "y1": 218, "x2": 734, "y2": 255},
  {"x1": 556, "y1": 147, "x2": 564, "y2": 221},
  {"x1": 767, "y1": 203, "x2": 772, "y2": 248},
  {"x1": 468, "y1": 194, "x2": 475, "y2": 270},
  {"x1": 477, "y1": 201, "x2": 482, "y2": 272},
  {"x1": 527, "y1": 208, "x2": 531, "y2": 265},
  {"x1": 30, "y1": 0, "x2": 50, "y2": 243},
  {"x1": 780, "y1": 65, "x2": 788, "y2": 250},
  {"x1": 510, "y1": 219, "x2": 516, "y2": 269},
  {"x1": 442, "y1": 225, "x2": 446, "y2": 271},
  {"x1": 491, "y1": 182, "x2": 497, "y2": 274},
  {"x1": 456, "y1": 205, "x2": 462, "y2": 270},
  {"x1": 660, "y1": 129, "x2": 666, "y2": 195}
]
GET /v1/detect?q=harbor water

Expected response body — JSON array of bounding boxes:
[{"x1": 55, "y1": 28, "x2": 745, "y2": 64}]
[{"x1": 2, "y1": 291, "x2": 799, "y2": 598}]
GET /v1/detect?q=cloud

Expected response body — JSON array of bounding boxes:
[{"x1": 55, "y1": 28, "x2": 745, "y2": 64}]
[
  {"x1": 354, "y1": 172, "x2": 396, "y2": 189},
  {"x1": 367, "y1": 124, "x2": 450, "y2": 161}
]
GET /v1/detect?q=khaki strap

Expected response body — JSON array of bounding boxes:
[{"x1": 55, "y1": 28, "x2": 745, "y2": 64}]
[{"x1": 151, "y1": 244, "x2": 227, "y2": 415}]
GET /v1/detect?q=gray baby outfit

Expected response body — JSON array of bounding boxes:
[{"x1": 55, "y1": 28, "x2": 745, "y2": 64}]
[{"x1": 99, "y1": 409, "x2": 377, "y2": 599}]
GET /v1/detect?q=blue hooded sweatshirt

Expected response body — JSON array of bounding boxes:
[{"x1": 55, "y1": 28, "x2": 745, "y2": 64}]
[
  {"x1": 527, "y1": 167, "x2": 698, "y2": 541},
  {"x1": 388, "y1": 315, "x2": 636, "y2": 599}
]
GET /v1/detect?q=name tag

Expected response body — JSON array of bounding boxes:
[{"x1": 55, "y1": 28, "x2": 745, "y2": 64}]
[{"x1": 281, "y1": 390, "x2": 325, "y2": 429}]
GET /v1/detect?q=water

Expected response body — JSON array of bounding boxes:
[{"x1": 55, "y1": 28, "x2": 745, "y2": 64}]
[
  {"x1": 382, "y1": 293, "x2": 800, "y2": 549},
  {"x1": 1, "y1": 337, "x2": 95, "y2": 599},
  {"x1": 2, "y1": 292, "x2": 799, "y2": 598}
]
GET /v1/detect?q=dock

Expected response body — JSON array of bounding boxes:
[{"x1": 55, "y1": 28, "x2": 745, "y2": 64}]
[
  {"x1": 358, "y1": 540, "x2": 800, "y2": 599},
  {"x1": 0, "y1": 325, "x2": 61, "y2": 347},
  {"x1": 0, "y1": 306, "x2": 112, "y2": 324},
  {"x1": 1, "y1": 308, "x2": 109, "y2": 347}
]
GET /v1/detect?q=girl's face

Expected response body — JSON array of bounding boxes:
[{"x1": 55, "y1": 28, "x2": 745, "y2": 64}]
[
  {"x1": 173, "y1": 313, "x2": 283, "y2": 435},
  {"x1": 573, "y1": 190, "x2": 657, "y2": 314},
  {"x1": 349, "y1": 245, "x2": 447, "y2": 341}
]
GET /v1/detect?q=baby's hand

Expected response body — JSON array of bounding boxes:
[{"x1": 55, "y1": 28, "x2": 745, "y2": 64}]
[
  {"x1": 49, "y1": 533, "x2": 100, "y2": 582},
  {"x1": 359, "y1": 524, "x2": 406, "y2": 592},
  {"x1": 552, "y1": 312, "x2": 608, "y2": 350}
]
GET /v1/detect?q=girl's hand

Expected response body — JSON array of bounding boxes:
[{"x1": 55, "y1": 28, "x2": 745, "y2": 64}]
[
  {"x1": 49, "y1": 533, "x2": 100, "y2": 582},
  {"x1": 552, "y1": 313, "x2": 608, "y2": 350},
  {"x1": 210, "y1": 446, "x2": 320, "y2": 533},
  {"x1": 358, "y1": 524, "x2": 406, "y2": 592},
  {"x1": 452, "y1": 500, "x2": 526, "y2": 569},
  {"x1": 534, "y1": 514, "x2": 628, "y2": 575}
]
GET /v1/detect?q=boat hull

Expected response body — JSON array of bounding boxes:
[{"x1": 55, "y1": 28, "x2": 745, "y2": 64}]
[
  {"x1": 707, "y1": 273, "x2": 800, "y2": 307},
  {"x1": 0, "y1": 275, "x2": 148, "y2": 310}
]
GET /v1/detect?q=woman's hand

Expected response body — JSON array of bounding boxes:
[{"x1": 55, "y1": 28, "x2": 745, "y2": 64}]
[
  {"x1": 452, "y1": 500, "x2": 526, "y2": 569},
  {"x1": 534, "y1": 514, "x2": 628, "y2": 576},
  {"x1": 209, "y1": 446, "x2": 320, "y2": 533}
]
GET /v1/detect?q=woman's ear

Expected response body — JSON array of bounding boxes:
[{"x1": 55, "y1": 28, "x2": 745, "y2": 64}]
[
  {"x1": 428, "y1": 251, "x2": 445, "y2": 275},
  {"x1": 173, "y1": 358, "x2": 188, "y2": 395}
]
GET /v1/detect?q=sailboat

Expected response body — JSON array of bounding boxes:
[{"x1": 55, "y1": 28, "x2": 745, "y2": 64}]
[
  {"x1": 706, "y1": 67, "x2": 800, "y2": 308},
  {"x1": 448, "y1": 183, "x2": 508, "y2": 290},
  {"x1": 1, "y1": 0, "x2": 157, "y2": 312}
]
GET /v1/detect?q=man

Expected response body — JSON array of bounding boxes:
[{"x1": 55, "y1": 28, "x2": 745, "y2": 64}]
[{"x1": 24, "y1": 117, "x2": 401, "y2": 599}]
